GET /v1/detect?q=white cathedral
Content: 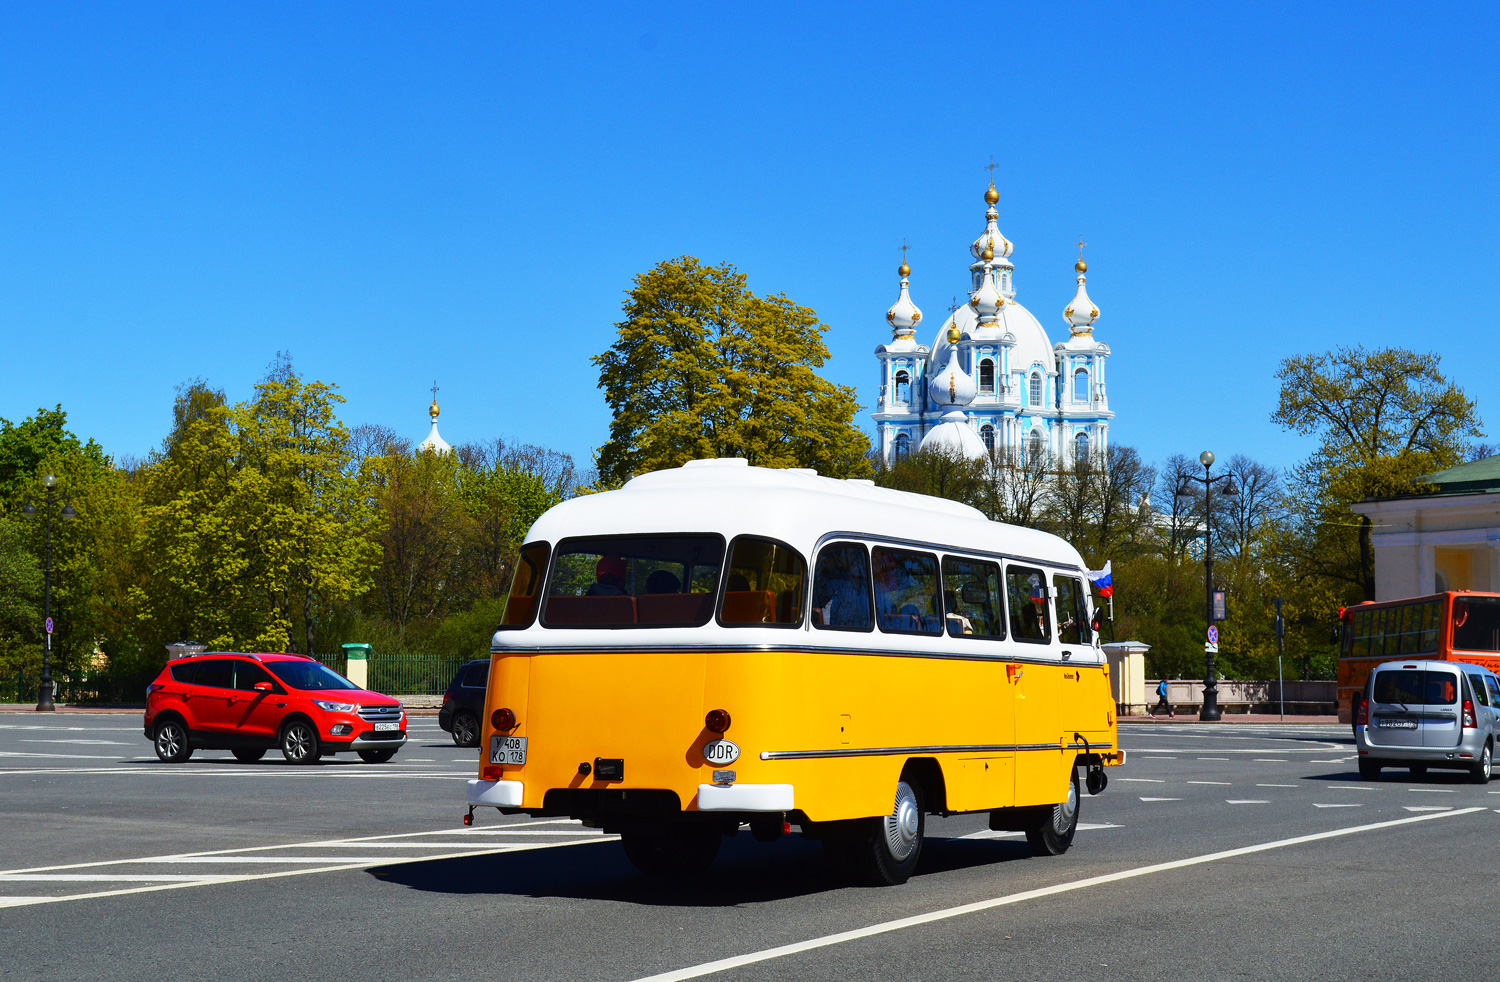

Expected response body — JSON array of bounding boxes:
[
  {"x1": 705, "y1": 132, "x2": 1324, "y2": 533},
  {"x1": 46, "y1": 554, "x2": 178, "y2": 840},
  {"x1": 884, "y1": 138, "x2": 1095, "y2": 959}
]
[{"x1": 873, "y1": 182, "x2": 1113, "y2": 465}]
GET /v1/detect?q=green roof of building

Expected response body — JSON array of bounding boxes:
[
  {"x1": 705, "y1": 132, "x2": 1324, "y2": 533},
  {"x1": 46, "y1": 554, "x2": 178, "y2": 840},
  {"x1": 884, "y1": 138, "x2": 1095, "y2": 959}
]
[{"x1": 1417, "y1": 454, "x2": 1500, "y2": 494}]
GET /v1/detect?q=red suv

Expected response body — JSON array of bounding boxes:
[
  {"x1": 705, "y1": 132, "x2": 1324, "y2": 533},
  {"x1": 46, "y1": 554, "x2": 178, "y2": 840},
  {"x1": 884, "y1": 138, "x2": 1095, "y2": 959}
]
[{"x1": 144, "y1": 652, "x2": 407, "y2": 764}]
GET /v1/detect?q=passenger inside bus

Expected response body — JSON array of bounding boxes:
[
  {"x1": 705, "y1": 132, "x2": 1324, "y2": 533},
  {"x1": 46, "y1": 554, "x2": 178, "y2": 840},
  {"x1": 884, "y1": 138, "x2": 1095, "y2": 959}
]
[
  {"x1": 872, "y1": 547, "x2": 941, "y2": 635},
  {"x1": 586, "y1": 556, "x2": 628, "y2": 596},
  {"x1": 645, "y1": 570, "x2": 681, "y2": 594}
]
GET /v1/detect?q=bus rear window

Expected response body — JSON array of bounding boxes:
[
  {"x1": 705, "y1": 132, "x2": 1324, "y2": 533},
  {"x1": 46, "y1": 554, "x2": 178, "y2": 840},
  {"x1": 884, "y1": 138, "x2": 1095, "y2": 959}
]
[
  {"x1": 1453, "y1": 598, "x2": 1500, "y2": 652},
  {"x1": 542, "y1": 535, "x2": 724, "y2": 628},
  {"x1": 1373, "y1": 669, "x2": 1457, "y2": 706},
  {"x1": 721, "y1": 537, "x2": 806, "y2": 627},
  {"x1": 498, "y1": 542, "x2": 550, "y2": 629}
]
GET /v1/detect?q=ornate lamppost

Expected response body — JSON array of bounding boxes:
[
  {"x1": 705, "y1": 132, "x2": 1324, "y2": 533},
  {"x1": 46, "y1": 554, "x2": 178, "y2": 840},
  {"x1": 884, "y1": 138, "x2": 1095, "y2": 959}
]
[
  {"x1": 21, "y1": 474, "x2": 76, "y2": 712},
  {"x1": 1177, "y1": 451, "x2": 1236, "y2": 721}
]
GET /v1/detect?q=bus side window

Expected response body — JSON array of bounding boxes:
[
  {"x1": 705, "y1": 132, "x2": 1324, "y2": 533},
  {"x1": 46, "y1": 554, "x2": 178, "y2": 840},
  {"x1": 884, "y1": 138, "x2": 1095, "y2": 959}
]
[
  {"x1": 1006, "y1": 565, "x2": 1052, "y2": 644},
  {"x1": 941, "y1": 555, "x2": 1004, "y2": 640},
  {"x1": 872, "y1": 547, "x2": 942, "y2": 636},
  {"x1": 499, "y1": 542, "x2": 551, "y2": 629},
  {"x1": 720, "y1": 536, "x2": 806, "y2": 627},
  {"x1": 1052, "y1": 574, "x2": 1087, "y2": 646},
  {"x1": 812, "y1": 542, "x2": 874, "y2": 632}
]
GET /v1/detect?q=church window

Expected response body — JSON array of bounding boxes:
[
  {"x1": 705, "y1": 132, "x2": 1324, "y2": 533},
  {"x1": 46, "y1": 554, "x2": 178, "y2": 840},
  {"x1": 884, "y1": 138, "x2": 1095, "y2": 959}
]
[
  {"x1": 1029, "y1": 372, "x2": 1042, "y2": 407},
  {"x1": 980, "y1": 424, "x2": 995, "y2": 450},
  {"x1": 1027, "y1": 430, "x2": 1043, "y2": 463},
  {"x1": 1074, "y1": 369, "x2": 1089, "y2": 403},
  {"x1": 979, "y1": 359, "x2": 995, "y2": 394},
  {"x1": 894, "y1": 370, "x2": 910, "y2": 405},
  {"x1": 1075, "y1": 431, "x2": 1090, "y2": 461},
  {"x1": 894, "y1": 433, "x2": 910, "y2": 460}
]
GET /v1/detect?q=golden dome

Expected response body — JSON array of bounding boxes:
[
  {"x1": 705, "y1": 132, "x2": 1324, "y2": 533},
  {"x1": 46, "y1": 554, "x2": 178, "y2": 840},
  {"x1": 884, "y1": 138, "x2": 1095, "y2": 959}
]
[
  {"x1": 984, "y1": 183, "x2": 999, "y2": 206},
  {"x1": 429, "y1": 400, "x2": 440, "y2": 419},
  {"x1": 1075, "y1": 259, "x2": 1087, "y2": 274},
  {"x1": 982, "y1": 237, "x2": 994, "y2": 262},
  {"x1": 898, "y1": 261, "x2": 910, "y2": 277},
  {"x1": 946, "y1": 324, "x2": 961, "y2": 344}
]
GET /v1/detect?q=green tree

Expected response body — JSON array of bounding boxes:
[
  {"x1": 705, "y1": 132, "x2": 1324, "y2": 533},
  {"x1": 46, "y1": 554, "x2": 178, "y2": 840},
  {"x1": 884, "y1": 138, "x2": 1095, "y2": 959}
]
[
  {"x1": 593, "y1": 257, "x2": 871, "y2": 485},
  {"x1": 1272, "y1": 346, "x2": 1482, "y2": 599}
]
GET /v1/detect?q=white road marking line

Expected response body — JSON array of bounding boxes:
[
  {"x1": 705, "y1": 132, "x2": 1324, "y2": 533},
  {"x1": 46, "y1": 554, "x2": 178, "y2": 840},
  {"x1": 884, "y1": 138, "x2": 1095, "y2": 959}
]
[
  {"x1": 1327, "y1": 786, "x2": 1374, "y2": 791},
  {"x1": 1314, "y1": 804, "x2": 1363, "y2": 808},
  {"x1": 0, "y1": 767, "x2": 471, "y2": 779},
  {"x1": 1253, "y1": 759, "x2": 1287, "y2": 763},
  {"x1": 1408, "y1": 788, "x2": 1457, "y2": 793},
  {"x1": 0, "y1": 874, "x2": 233, "y2": 883},
  {"x1": 623, "y1": 808, "x2": 1487, "y2": 982},
  {"x1": 1187, "y1": 781, "x2": 1232, "y2": 786},
  {"x1": 18, "y1": 739, "x2": 130, "y2": 746},
  {"x1": 1138, "y1": 797, "x2": 1180, "y2": 802},
  {"x1": 957, "y1": 823, "x2": 1119, "y2": 840},
  {"x1": 1136, "y1": 757, "x2": 1178, "y2": 760},
  {"x1": 116, "y1": 856, "x2": 480, "y2": 865},
  {"x1": 1256, "y1": 784, "x2": 1295, "y2": 788},
  {"x1": 1404, "y1": 806, "x2": 1453, "y2": 812},
  {"x1": 1119, "y1": 778, "x2": 1164, "y2": 783},
  {"x1": 0, "y1": 751, "x2": 129, "y2": 760},
  {"x1": 406, "y1": 758, "x2": 435, "y2": 762},
  {"x1": 1197, "y1": 757, "x2": 1231, "y2": 761},
  {"x1": 1226, "y1": 800, "x2": 1268, "y2": 805}
]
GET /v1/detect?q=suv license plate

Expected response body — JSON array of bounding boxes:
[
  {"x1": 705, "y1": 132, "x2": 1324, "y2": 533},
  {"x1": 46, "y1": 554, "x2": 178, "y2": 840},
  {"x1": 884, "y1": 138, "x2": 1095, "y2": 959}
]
[
  {"x1": 491, "y1": 736, "x2": 527, "y2": 765},
  {"x1": 373, "y1": 722, "x2": 399, "y2": 732},
  {"x1": 1380, "y1": 719, "x2": 1417, "y2": 729}
]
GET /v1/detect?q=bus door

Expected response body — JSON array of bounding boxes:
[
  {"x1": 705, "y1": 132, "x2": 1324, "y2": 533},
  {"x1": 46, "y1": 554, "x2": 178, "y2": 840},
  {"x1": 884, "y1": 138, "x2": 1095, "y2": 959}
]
[
  {"x1": 1006, "y1": 563, "x2": 1061, "y2": 807},
  {"x1": 938, "y1": 555, "x2": 1015, "y2": 811}
]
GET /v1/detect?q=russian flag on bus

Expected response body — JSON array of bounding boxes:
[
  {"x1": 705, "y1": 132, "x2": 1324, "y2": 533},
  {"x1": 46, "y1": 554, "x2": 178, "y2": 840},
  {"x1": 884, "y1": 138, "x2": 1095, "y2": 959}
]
[{"x1": 1088, "y1": 561, "x2": 1113, "y2": 598}]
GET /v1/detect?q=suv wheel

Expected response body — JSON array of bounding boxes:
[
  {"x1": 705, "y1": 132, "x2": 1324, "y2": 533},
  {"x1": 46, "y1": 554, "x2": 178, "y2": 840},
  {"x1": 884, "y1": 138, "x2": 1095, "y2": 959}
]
[
  {"x1": 154, "y1": 719, "x2": 193, "y2": 763},
  {"x1": 280, "y1": 720, "x2": 322, "y2": 764},
  {"x1": 451, "y1": 711, "x2": 479, "y2": 748}
]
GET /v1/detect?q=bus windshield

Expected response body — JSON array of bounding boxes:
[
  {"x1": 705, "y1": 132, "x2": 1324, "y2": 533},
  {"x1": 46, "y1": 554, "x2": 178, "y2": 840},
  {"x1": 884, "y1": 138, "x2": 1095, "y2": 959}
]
[{"x1": 542, "y1": 535, "x2": 725, "y2": 628}]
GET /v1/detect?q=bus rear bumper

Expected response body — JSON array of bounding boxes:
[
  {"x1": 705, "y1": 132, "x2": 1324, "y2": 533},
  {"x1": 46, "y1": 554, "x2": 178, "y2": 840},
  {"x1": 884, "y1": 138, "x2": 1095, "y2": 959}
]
[
  {"x1": 696, "y1": 783, "x2": 794, "y2": 812},
  {"x1": 467, "y1": 778, "x2": 524, "y2": 808}
]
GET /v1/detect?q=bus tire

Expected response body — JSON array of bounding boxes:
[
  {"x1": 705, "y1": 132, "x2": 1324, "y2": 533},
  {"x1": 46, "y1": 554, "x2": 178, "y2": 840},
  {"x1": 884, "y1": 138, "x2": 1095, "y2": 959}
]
[
  {"x1": 621, "y1": 825, "x2": 720, "y2": 878},
  {"x1": 1025, "y1": 767, "x2": 1080, "y2": 857},
  {"x1": 1358, "y1": 758, "x2": 1381, "y2": 781},
  {"x1": 849, "y1": 779, "x2": 925, "y2": 886}
]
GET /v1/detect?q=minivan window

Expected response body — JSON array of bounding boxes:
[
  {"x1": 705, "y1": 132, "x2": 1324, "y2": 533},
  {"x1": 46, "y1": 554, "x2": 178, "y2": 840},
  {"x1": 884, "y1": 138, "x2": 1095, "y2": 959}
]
[
  {"x1": 1487, "y1": 676, "x2": 1500, "y2": 706},
  {"x1": 812, "y1": 542, "x2": 874, "y2": 632},
  {"x1": 1470, "y1": 674, "x2": 1491, "y2": 707},
  {"x1": 1373, "y1": 670, "x2": 1457, "y2": 706}
]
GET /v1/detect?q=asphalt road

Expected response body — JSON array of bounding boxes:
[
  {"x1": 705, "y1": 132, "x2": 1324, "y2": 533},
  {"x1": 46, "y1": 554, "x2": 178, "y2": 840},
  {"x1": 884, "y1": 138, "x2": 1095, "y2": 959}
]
[{"x1": 1, "y1": 714, "x2": 1495, "y2": 981}]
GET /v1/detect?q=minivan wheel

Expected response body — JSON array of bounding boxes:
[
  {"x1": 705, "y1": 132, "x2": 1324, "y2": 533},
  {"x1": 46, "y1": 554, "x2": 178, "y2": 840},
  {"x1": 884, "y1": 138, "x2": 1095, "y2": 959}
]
[
  {"x1": 451, "y1": 711, "x2": 479, "y2": 748},
  {"x1": 1471, "y1": 744, "x2": 1492, "y2": 785},
  {"x1": 1409, "y1": 764, "x2": 1427, "y2": 777},
  {"x1": 153, "y1": 719, "x2": 193, "y2": 763},
  {"x1": 1358, "y1": 758, "x2": 1381, "y2": 781},
  {"x1": 280, "y1": 720, "x2": 322, "y2": 764}
]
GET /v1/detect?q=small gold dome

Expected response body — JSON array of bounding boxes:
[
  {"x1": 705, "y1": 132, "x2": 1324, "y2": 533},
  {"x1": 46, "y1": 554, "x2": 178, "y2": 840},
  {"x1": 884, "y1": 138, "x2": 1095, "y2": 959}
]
[
  {"x1": 898, "y1": 261, "x2": 910, "y2": 277},
  {"x1": 946, "y1": 324, "x2": 961, "y2": 344},
  {"x1": 1075, "y1": 260, "x2": 1087, "y2": 274},
  {"x1": 429, "y1": 400, "x2": 440, "y2": 419},
  {"x1": 982, "y1": 237, "x2": 994, "y2": 262},
  {"x1": 984, "y1": 183, "x2": 999, "y2": 206}
]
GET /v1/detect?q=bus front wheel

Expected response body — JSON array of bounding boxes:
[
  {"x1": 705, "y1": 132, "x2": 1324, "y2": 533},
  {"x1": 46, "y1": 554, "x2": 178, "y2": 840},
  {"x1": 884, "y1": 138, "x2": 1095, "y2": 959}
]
[
  {"x1": 620, "y1": 824, "x2": 721, "y2": 877},
  {"x1": 1026, "y1": 767, "x2": 1079, "y2": 857}
]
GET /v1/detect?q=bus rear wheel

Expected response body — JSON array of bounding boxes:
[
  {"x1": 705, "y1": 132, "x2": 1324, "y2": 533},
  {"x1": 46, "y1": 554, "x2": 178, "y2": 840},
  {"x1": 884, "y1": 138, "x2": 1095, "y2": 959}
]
[
  {"x1": 620, "y1": 824, "x2": 721, "y2": 878},
  {"x1": 834, "y1": 779, "x2": 925, "y2": 886},
  {"x1": 1025, "y1": 767, "x2": 1079, "y2": 857}
]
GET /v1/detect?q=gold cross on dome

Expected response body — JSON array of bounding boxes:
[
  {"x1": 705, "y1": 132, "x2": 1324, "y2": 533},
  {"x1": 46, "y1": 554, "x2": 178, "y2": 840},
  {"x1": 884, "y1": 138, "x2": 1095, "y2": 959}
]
[
  {"x1": 986, "y1": 156, "x2": 998, "y2": 183},
  {"x1": 900, "y1": 240, "x2": 909, "y2": 265},
  {"x1": 430, "y1": 381, "x2": 439, "y2": 402},
  {"x1": 1077, "y1": 237, "x2": 1087, "y2": 260}
]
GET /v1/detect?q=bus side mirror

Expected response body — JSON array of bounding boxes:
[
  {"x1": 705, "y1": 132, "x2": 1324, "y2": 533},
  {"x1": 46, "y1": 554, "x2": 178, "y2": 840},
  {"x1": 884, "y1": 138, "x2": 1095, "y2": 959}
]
[{"x1": 1092, "y1": 613, "x2": 1115, "y2": 645}]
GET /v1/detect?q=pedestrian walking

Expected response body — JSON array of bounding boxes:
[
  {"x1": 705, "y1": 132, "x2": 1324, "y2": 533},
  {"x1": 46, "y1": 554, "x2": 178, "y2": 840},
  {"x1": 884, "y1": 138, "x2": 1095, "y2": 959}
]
[{"x1": 1151, "y1": 679, "x2": 1174, "y2": 718}]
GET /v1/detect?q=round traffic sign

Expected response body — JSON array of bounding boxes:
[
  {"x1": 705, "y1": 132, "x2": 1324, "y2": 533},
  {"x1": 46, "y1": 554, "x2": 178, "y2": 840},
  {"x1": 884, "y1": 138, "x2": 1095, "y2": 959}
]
[
  {"x1": 1207, "y1": 625, "x2": 1219, "y2": 644},
  {"x1": 44, "y1": 617, "x2": 53, "y2": 634}
]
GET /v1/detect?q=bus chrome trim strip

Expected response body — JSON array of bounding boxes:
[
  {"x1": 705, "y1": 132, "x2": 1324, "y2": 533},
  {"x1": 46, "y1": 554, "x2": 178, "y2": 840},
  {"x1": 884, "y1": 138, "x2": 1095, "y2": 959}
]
[
  {"x1": 491, "y1": 642, "x2": 1102, "y2": 668},
  {"x1": 759, "y1": 742, "x2": 1113, "y2": 761}
]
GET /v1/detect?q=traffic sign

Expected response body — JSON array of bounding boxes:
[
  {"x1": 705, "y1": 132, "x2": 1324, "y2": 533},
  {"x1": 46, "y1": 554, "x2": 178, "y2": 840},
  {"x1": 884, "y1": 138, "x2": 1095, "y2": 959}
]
[
  {"x1": 1205, "y1": 642, "x2": 1219, "y2": 653},
  {"x1": 1207, "y1": 625, "x2": 1219, "y2": 645},
  {"x1": 44, "y1": 617, "x2": 53, "y2": 635}
]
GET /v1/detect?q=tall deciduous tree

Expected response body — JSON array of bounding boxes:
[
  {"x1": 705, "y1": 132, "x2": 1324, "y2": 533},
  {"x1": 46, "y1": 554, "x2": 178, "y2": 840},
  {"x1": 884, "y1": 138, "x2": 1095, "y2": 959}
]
[
  {"x1": 1272, "y1": 346, "x2": 1482, "y2": 599},
  {"x1": 593, "y1": 257, "x2": 871, "y2": 485}
]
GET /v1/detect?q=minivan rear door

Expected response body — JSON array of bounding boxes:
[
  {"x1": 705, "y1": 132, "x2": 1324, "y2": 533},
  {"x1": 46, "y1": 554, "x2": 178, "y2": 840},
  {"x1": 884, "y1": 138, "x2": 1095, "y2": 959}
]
[{"x1": 1368, "y1": 668, "x2": 1457, "y2": 750}]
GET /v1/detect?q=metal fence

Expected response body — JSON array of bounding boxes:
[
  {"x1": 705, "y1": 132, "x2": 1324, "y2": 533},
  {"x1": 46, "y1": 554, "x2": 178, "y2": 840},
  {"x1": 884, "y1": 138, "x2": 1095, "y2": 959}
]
[{"x1": 317, "y1": 652, "x2": 468, "y2": 696}]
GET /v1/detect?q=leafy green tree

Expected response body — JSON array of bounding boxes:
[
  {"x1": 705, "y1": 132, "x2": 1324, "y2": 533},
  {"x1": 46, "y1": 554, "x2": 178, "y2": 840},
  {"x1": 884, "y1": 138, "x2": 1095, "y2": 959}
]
[
  {"x1": 1272, "y1": 345, "x2": 1482, "y2": 599},
  {"x1": 593, "y1": 257, "x2": 871, "y2": 485},
  {"x1": 874, "y1": 446, "x2": 988, "y2": 507}
]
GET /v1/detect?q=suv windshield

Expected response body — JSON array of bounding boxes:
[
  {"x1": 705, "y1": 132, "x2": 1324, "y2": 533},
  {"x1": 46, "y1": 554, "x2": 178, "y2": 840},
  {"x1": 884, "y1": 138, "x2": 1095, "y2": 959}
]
[
  {"x1": 267, "y1": 660, "x2": 359, "y2": 691},
  {"x1": 1373, "y1": 669, "x2": 1458, "y2": 706}
]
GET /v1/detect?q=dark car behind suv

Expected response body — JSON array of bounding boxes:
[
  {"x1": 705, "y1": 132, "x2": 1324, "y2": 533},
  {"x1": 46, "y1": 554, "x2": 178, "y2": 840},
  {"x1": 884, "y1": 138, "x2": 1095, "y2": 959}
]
[{"x1": 439, "y1": 658, "x2": 488, "y2": 747}]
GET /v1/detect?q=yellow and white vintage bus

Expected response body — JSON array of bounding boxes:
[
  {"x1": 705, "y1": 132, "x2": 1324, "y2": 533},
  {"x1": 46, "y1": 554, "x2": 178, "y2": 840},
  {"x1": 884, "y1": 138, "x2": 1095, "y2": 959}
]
[{"x1": 466, "y1": 458, "x2": 1123, "y2": 884}]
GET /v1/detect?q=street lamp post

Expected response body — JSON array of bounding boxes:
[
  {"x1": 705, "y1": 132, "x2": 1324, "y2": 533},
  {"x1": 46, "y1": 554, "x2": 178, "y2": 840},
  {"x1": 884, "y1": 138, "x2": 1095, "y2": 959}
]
[
  {"x1": 21, "y1": 474, "x2": 76, "y2": 712},
  {"x1": 1178, "y1": 451, "x2": 1236, "y2": 722}
]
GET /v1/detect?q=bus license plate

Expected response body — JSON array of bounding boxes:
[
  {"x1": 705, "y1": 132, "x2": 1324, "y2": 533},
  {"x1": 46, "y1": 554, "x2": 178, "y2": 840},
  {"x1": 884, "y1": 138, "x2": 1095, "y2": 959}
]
[
  {"x1": 490, "y1": 736, "x2": 527, "y2": 765},
  {"x1": 1380, "y1": 719, "x2": 1417, "y2": 729},
  {"x1": 373, "y1": 722, "x2": 399, "y2": 731}
]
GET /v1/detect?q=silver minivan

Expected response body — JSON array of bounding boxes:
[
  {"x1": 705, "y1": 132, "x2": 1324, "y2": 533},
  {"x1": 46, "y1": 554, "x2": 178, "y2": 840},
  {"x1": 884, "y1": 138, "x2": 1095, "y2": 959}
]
[{"x1": 1355, "y1": 659, "x2": 1500, "y2": 782}]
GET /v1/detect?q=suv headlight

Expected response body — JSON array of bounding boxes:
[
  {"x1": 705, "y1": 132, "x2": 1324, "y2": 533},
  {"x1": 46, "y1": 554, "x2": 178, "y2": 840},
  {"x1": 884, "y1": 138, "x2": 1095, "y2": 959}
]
[{"x1": 314, "y1": 700, "x2": 358, "y2": 713}]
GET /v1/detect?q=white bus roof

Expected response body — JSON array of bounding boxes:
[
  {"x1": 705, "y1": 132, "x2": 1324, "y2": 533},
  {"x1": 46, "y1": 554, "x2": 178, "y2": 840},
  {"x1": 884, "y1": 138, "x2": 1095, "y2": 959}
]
[{"x1": 525, "y1": 458, "x2": 1085, "y2": 570}]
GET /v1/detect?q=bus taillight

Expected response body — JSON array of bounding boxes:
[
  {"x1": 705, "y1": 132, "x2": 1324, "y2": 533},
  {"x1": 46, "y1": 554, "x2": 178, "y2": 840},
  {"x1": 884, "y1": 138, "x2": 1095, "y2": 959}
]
[
  {"x1": 492, "y1": 707, "x2": 517, "y2": 731},
  {"x1": 705, "y1": 709, "x2": 732, "y2": 733}
]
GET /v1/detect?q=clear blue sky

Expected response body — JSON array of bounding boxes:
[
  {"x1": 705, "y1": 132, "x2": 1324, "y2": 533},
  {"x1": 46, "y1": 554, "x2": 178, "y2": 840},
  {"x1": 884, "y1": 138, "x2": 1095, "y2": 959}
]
[{"x1": 2, "y1": 2, "x2": 1495, "y2": 475}]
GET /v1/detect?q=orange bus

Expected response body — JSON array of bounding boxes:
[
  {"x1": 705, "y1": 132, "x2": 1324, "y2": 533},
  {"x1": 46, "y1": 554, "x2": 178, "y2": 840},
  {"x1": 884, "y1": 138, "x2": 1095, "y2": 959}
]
[{"x1": 1337, "y1": 591, "x2": 1500, "y2": 722}]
